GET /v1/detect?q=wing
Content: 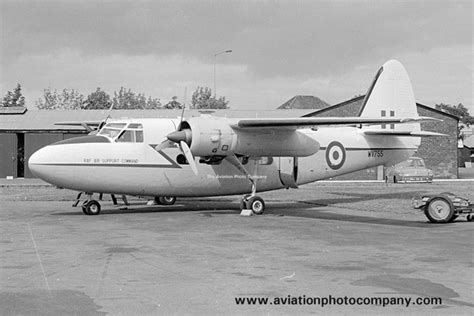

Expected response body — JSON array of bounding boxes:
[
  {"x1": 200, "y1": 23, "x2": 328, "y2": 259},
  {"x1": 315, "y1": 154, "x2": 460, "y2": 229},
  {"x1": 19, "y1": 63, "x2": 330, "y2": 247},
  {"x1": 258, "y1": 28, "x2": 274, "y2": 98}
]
[
  {"x1": 233, "y1": 116, "x2": 441, "y2": 130},
  {"x1": 362, "y1": 130, "x2": 447, "y2": 137}
]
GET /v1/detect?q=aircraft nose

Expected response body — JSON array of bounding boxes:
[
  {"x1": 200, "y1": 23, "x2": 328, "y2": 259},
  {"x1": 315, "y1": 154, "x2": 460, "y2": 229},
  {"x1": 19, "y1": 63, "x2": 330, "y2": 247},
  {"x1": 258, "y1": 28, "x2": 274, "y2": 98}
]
[{"x1": 28, "y1": 146, "x2": 51, "y2": 179}]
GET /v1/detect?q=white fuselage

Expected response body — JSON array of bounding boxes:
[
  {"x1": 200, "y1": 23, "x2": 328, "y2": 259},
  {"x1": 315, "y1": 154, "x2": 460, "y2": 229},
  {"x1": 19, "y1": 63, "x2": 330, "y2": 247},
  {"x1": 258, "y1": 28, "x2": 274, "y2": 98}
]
[{"x1": 29, "y1": 118, "x2": 418, "y2": 197}]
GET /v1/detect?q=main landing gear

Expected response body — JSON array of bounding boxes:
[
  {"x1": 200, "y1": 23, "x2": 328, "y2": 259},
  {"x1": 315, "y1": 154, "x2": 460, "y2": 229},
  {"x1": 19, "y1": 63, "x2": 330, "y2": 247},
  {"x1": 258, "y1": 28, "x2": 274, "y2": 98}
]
[
  {"x1": 153, "y1": 196, "x2": 177, "y2": 205},
  {"x1": 227, "y1": 154, "x2": 266, "y2": 215}
]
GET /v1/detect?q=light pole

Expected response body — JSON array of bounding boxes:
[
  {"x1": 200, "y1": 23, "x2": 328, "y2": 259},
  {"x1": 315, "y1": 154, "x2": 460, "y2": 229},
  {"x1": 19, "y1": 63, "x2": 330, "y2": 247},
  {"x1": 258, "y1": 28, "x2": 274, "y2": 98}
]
[{"x1": 213, "y1": 49, "x2": 232, "y2": 98}]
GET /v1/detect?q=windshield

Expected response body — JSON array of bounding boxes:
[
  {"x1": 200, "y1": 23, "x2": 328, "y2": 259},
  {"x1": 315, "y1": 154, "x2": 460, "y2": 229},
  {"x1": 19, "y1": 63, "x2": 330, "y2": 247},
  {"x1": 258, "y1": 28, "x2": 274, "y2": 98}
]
[
  {"x1": 397, "y1": 158, "x2": 424, "y2": 168},
  {"x1": 98, "y1": 123, "x2": 126, "y2": 138}
]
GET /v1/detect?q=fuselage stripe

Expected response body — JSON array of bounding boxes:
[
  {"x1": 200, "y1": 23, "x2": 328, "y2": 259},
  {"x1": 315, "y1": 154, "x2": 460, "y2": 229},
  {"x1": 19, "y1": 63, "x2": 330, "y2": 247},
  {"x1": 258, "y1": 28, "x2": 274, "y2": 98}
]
[
  {"x1": 319, "y1": 147, "x2": 418, "y2": 151},
  {"x1": 29, "y1": 163, "x2": 182, "y2": 168}
]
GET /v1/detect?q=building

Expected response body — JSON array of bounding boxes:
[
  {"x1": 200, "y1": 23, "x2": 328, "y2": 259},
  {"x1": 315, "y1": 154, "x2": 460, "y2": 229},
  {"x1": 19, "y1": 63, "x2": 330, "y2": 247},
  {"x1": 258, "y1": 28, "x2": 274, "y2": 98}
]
[{"x1": 277, "y1": 95, "x2": 330, "y2": 110}]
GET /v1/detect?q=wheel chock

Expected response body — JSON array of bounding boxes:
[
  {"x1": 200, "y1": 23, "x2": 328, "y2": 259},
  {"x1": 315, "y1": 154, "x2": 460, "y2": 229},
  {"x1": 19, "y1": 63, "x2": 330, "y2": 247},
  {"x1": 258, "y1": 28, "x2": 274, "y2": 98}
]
[{"x1": 240, "y1": 209, "x2": 253, "y2": 216}]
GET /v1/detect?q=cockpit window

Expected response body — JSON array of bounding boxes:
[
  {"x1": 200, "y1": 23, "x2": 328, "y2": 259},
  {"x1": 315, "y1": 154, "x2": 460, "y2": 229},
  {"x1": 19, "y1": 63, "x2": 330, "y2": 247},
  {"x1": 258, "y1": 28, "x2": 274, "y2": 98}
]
[
  {"x1": 105, "y1": 123, "x2": 127, "y2": 128},
  {"x1": 98, "y1": 127, "x2": 122, "y2": 138},
  {"x1": 128, "y1": 123, "x2": 143, "y2": 129},
  {"x1": 117, "y1": 130, "x2": 133, "y2": 142},
  {"x1": 115, "y1": 123, "x2": 144, "y2": 143},
  {"x1": 98, "y1": 123, "x2": 127, "y2": 138},
  {"x1": 98, "y1": 122, "x2": 143, "y2": 142}
]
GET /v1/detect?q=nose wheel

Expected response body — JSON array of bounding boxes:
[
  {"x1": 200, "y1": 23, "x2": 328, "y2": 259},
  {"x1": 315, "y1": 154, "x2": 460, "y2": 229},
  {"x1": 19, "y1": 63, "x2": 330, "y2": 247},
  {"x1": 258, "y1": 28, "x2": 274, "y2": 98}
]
[{"x1": 82, "y1": 200, "x2": 101, "y2": 215}]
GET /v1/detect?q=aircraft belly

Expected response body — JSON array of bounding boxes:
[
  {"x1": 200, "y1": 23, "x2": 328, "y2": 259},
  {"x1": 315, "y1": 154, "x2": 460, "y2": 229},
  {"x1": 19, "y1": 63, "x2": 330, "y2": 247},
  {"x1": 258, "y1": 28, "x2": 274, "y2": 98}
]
[{"x1": 46, "y1": 165, "x2": 284, "y2": 196}]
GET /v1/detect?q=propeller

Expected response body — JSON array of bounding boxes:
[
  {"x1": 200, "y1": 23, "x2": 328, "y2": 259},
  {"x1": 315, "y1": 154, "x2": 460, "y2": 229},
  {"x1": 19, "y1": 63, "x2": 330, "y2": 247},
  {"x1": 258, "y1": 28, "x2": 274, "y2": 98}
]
[
  {"x1": 180, "y1": 141, "x2": 198, "y2": 175},
  {"x1": 156, "y1": 88, "x2": 199, "y2": 175},
  {"x1": 153, "y1": 89, "x2": 187, "y2": 152}
]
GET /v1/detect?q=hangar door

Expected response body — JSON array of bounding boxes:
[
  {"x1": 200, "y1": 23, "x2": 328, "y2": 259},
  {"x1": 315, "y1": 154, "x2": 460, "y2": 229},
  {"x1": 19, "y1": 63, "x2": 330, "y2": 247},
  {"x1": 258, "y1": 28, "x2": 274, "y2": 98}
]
[
  {"x1": 278, "y1": 157, "x2": 298, "y2": 188},
  {"x1": 0, "y1": 133, "x2": 17, "y2": 178}
]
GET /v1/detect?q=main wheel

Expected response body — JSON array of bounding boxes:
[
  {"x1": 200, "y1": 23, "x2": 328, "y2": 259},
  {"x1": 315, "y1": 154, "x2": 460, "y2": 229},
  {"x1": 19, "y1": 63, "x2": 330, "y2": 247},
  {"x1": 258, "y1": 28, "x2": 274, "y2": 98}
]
[
  {"x1": 158, "y1": 196, "x2": 176, "y2": 205},
  {"x1": 424, "y1": 197, "x2": 454, "y2": 223},
  {"x1": 247, "y1": 196, "x2": 265, "y2": 215},
  {"x1": 467, "y1": 215, "x2": 473, "y2": 222},
  {"x1": 83, "y1": 200, "x2": 101, "y2": 216}
]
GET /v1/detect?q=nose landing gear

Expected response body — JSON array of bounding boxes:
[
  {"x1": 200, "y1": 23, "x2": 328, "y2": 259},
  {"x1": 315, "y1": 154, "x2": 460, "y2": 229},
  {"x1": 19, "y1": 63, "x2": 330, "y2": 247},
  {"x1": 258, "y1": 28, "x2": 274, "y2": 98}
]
[{"x1": 82, "y1": 199, "x2": 101, "y2": 215}]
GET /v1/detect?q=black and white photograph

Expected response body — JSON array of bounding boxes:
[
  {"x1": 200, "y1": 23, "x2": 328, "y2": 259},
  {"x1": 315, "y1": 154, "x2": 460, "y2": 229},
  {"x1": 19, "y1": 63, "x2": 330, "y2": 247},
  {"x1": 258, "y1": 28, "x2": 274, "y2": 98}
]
[{"x1": 1, "y1": 0, "x2": 473, "y2": 314}]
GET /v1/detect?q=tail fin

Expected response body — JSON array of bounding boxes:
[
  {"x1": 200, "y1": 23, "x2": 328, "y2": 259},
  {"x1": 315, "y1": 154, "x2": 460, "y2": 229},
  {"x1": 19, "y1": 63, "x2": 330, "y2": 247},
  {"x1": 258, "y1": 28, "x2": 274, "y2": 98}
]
[{"x1": 358, "y1": 60, "x2": 420, "y2": 134}]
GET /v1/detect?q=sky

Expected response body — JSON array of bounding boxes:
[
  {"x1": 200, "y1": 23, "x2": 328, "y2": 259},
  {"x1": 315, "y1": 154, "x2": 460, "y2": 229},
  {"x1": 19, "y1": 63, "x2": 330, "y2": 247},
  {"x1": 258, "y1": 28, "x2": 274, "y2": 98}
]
[{"x1": 1, "y1": 0, "x2": 472, "y2": 112}]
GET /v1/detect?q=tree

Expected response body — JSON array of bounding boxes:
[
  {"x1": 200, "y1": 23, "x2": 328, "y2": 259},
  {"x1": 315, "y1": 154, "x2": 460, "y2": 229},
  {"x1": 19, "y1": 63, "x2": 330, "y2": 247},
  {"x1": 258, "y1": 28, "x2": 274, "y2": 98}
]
[
  {"x1": 35, "y1": 88, "x2": 84, "y2": 109},
  {"x1": 1, "y1": 83, "x2": 25, "y2": 107},
  {"x1": 145, "y1": 96, "x2": 162, "y2": 109},
  {"x1": 163, "y1": 96, "x2": 183, "y2": 109},
  {"x1": 112, "y1": 87, "x2": 161, "y2": 109},
  {"x1": 191, "y1": 86, "x2": 229, "y2": 109},
  {"x1": 83, "y1": 88, "x2": 112, "y2": 109},
  {"x1": 435, "y1": 103, "x2": 474, "y2": 141}
]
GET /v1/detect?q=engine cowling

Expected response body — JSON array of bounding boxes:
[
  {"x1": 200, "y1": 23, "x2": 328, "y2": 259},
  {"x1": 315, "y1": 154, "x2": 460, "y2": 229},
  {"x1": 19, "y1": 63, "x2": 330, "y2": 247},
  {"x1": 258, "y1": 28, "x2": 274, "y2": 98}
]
[{"x1": 167, "y1": 115, "x2": 320, "y2": 158}]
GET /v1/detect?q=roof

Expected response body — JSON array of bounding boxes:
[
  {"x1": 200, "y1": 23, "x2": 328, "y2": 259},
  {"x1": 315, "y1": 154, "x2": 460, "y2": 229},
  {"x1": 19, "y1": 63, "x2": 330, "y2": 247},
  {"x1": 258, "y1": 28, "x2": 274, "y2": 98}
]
[
  {"x1": 0, "y1": 106, "x2": 27, "y2": 115},
  {"x1": 303, "y1": 95, "x2": 460, "y2": 120},
  {"x1": 0, "y1": 108, "x2": 312, "y2": 133},
  {"x1": 464, "y1": 135, "x2": 474, "y2": 148},
  {"x1": 277, "y1": 95, "x2": 330, "y2": 110}
]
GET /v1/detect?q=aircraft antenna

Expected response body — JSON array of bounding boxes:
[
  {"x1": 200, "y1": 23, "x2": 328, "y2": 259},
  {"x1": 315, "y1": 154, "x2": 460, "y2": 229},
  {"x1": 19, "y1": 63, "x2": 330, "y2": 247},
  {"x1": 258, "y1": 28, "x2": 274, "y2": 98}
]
[
  {"x1": 104, "y1": 100, "x2": 115, "y2": 124},
  {"x1": 178, "y1": 87, "x2": 187, "y2": 130}
]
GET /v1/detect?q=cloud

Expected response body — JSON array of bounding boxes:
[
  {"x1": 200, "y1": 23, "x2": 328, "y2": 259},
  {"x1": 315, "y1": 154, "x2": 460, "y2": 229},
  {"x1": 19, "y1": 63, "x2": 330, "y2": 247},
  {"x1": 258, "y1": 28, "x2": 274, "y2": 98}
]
[
  {"x1": 2, "y1": 1, "x2": 471, "y2": 79},
  {"x1": 1, "y1": 1, "x2": 472, "y2": 112}
]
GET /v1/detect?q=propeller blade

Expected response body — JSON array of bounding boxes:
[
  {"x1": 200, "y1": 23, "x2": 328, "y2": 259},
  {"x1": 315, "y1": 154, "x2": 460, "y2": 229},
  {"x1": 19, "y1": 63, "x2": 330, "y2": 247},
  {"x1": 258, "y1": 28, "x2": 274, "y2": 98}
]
[
  {"x1": 154, "y1": 139, "x2": 174, "y2": 152},
  {"x1": 180, "y1": 141, "x2": 198, "y2": 175}
]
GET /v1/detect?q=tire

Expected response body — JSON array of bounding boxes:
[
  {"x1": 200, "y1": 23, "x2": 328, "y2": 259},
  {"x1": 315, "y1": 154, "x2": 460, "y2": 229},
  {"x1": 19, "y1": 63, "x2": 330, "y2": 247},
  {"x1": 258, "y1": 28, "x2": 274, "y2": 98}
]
[
  {"x1": 84, "y1": 200, "x2": 101, "y2": 216},
  {"x1": 158, "y1": 196, "x2": 176, "y2": 205},
  {"x1": 424, "y1": 197, "x2": 454, "y2": 223},
  {"x1": 247, "y1": 196, "x2": 265, "y2": 215},
  {"x1": 393, "y1": 176, "x2": 397, "y2": 183},
  {"x1": 467, "y1": 215, "x2": 473, "y2": 222},
  {"x1": 240, "y1": 194, "x2": 252, "y2": 210},
  {"x1": 81, "y1": 205, "x2": 90, "y2": 215}
]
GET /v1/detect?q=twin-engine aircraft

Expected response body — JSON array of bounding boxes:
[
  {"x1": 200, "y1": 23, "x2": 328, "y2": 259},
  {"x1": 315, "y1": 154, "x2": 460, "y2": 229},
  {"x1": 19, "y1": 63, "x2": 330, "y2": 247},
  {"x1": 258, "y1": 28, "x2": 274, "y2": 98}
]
[{"x1": 29, "y1": 60, "x2": 444, "y2": 215}]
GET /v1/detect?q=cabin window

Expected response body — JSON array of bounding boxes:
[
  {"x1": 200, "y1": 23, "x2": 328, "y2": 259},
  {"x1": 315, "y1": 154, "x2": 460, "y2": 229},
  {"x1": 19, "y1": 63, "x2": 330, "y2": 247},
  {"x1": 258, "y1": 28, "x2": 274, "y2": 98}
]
[{"x1": 258, "y1": 157, "x2": 273, "y2": 165}]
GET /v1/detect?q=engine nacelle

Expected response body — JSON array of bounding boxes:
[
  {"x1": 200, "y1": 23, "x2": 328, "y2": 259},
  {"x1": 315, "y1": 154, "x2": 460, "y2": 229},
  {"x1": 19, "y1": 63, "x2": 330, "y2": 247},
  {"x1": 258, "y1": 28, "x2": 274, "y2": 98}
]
[
  {"x1": 183, "y1": 116, "x2": 238, "y2": 157},
  {"x1": 181, "y1": 116, "x2": 320, "y2": 158}
]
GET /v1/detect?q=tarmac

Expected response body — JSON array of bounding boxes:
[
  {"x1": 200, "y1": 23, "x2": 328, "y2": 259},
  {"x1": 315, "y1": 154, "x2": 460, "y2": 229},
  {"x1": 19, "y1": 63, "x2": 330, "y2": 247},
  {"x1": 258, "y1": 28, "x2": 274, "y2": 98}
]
[{"x1": 1, "y1": 180, "x2": 473, "y2": 315}]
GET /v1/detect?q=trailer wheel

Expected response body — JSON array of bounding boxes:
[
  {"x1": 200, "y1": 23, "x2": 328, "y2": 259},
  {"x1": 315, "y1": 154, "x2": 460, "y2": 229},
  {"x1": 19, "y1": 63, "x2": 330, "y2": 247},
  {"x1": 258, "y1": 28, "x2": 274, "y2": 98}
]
[{"x1": 424, "y1": 197, "x2": 454, "y2": 223}]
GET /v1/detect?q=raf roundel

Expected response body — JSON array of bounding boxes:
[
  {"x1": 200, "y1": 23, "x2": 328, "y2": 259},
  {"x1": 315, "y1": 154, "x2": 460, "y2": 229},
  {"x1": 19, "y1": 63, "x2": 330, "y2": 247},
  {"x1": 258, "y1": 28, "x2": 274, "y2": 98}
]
[{"x1": 326, "y1": 141, "x2": 346, "y2": 170}]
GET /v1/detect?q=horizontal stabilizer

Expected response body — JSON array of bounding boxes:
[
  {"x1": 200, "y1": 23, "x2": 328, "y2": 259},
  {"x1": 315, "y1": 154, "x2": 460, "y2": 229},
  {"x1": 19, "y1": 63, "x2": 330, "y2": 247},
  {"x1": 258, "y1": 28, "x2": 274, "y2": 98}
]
[
  {"x1": 234, "y1": 116, "x2": 441, "y2": 130},
  {"x1": 363, "y1": 130, "x2": 447, "y2": 137}
]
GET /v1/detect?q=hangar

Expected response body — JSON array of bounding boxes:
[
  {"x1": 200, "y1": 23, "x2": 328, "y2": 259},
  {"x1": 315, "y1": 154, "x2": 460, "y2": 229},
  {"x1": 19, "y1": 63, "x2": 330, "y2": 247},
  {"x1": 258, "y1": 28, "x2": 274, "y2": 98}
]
[
  {"x1": 302, "y1": 96, "x2": 459, "y2": 179},
  {"x1": 0, "y1": 97, "x2": 458, "y2": 180}
]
